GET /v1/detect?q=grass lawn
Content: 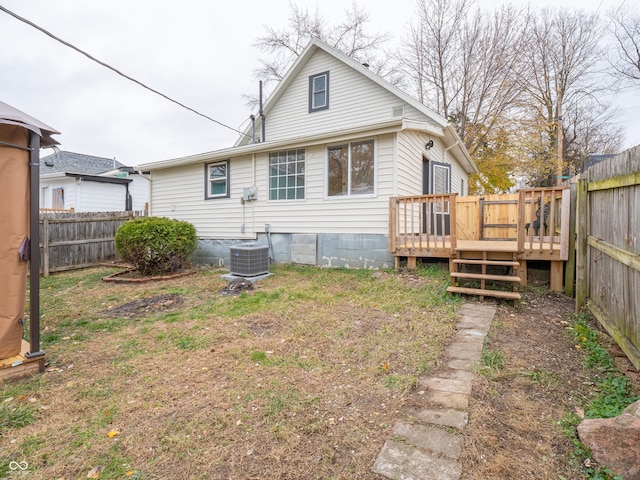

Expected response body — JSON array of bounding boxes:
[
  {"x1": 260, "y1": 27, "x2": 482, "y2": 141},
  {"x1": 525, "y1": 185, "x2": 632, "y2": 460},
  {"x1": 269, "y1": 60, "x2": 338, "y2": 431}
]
[{"x1": 1, "y1": 263, "x2": 460, "y2": 479}]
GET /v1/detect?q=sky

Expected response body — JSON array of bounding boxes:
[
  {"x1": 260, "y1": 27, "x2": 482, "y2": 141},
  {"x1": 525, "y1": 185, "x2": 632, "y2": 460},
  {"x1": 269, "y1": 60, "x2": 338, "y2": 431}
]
[{"x1": 1, "y1": 0, "x2": 638, "y2": 167}]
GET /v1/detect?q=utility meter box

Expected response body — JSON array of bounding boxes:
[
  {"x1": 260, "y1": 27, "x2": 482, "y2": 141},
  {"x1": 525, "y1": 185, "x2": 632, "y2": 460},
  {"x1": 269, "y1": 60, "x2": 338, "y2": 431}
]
[{"x1": 242, "y1": 186, "x2": 257, "y2": 201}]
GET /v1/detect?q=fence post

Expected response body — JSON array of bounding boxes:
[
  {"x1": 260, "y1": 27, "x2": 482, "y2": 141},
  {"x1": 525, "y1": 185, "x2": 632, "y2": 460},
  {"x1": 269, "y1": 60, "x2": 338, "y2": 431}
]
[
  {"x1": 564, "y1": 183, "x2": 577, "y2": 297},
  {"x1": 449, "y1": 193, "x2": 457, "y2": 253},
  {"x1": 43, "y1": 216, "x2": 50, "y2": 277},
  {"x1": 575, "y1": 178, "x2": 588, "y2": 311},
  {"x1": 517, "y1": 190, "x2": 525, "y2": 252},
  {"x1": 388, "y1": 197, "x2": 397, "y2": 254}
]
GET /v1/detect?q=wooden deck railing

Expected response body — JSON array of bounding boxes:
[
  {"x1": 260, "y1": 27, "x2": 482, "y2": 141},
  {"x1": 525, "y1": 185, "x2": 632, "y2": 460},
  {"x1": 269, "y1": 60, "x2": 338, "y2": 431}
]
[
  {"x1": 517, "y1": 187, "x2": 570, "y2": 259},
  {"x1": 389, "y1": 193, "x2": 458, "y2": 255},
  {"x1": 390, "y1": 188, "x2": 570, "y2": 261}
]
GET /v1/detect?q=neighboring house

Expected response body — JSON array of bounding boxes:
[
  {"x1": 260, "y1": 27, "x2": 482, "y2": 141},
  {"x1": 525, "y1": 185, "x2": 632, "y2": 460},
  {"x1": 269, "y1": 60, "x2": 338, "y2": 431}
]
[
  {"x1": 40, "y1": 151, "x2": 150, "y2": 212},
  {"x1": 137, "y1": 39, "x2": 477, "y2": 269}
]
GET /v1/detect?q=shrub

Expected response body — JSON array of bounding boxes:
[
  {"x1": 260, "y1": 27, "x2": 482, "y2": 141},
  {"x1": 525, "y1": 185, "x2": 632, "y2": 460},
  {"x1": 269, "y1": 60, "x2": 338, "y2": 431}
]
[{"x1": 115, "y1": 217, "x2": 197, "y2": 276}]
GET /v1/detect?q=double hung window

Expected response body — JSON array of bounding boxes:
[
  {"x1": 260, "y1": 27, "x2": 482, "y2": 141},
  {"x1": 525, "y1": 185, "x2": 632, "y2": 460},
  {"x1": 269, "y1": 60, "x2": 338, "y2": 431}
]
[
  {"x1": 309, "y1": 72, "x2": 329, "y2": 112},
  {"x1": 205, "y1": 160, "x2": 229, "y2": 199}
]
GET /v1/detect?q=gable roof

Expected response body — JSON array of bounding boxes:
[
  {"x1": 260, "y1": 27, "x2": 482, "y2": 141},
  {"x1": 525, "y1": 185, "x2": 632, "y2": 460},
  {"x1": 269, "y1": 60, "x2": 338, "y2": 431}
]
[
  {"x1": 139, "y1": 38, "x2": 476, "y2": 174},
  {"x1": 40, "y1": 151, "x2": 125, "y2": 176},
  {"x1": 255, "y1": 38, "x2": 449, "y2": 137}
]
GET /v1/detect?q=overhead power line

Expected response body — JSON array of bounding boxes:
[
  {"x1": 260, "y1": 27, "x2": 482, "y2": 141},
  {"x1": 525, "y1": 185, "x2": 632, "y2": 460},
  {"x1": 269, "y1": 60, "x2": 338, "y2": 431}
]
[{"x1": 0, "y1": 4, "x2": 248, "y2": 137}]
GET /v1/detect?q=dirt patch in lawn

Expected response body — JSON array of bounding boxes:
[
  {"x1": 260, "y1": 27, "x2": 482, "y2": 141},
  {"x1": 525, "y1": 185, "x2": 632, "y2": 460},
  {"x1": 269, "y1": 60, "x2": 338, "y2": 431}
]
[
  {"x1": 460, "y1": 290, "x2": 639, "y2": 479},
  {"x1": 101, "y1": 293, "x2": 184, "y2": 318},
  {"x1": 220, "y1": 277, "x2": 255, "y2": 295}
]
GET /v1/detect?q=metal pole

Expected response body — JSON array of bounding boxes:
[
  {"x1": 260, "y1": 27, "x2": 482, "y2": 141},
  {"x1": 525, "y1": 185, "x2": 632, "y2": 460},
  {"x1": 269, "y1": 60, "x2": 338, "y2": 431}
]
[{"x1": 26, "y1": 132, "x2": 44, "y2": 358}]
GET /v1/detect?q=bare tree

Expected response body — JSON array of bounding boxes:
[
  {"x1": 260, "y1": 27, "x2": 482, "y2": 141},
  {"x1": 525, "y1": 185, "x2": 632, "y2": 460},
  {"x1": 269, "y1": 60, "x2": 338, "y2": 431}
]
[
  {"x1": 396, "y1": 0, "x2": 527, "y2": 192},
  {"x1": 396, "y1": 0, "x2": 472, "y2": 116},
  {"x1": 253, "y1": 2, "x2": 392, "y2": 91},
  {"x1": 608, "y1": 3, "x2": 640, "y2": 82},
  {"x1": 518, "y1": 8, "x2": 611, "y2": 185}
]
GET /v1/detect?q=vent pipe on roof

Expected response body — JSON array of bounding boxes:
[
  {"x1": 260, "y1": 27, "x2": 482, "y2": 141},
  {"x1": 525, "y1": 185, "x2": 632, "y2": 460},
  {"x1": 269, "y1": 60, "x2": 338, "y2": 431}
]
[
  {"x1": 259, "y1": 81, "x2": 265, "y2": 142},
  {"x1": 250, "y1": 114, "x2": 256, "y2": 143}
]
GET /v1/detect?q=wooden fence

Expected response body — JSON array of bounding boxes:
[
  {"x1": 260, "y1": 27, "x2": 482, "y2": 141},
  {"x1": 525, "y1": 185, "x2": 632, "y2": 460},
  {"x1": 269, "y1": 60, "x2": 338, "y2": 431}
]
[
  {"x1": 39, "y1": 210, "x2": 146, "y2": 276},
  {"x1": 576, "y1": 145, "x2": 640, "y2": 369}
]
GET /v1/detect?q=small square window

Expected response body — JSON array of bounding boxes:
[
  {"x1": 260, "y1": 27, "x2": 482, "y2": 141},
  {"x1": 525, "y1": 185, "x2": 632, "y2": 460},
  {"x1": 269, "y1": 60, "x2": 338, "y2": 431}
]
[
  {"x1": 309, "y1": 71, "x2": 329, "y2": 112},
  {"x1": 205, "y1": 160, "x2": 229, "y2": 199}
]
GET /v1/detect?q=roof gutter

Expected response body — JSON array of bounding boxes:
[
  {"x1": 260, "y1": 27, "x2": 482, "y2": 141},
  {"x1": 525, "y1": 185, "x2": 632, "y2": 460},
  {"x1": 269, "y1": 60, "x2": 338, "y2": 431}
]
[
  {"x1": 138, "y1": 119, "x2": 405, "y2": 171},
  {"x1": 401, "y1": 119, "x2": 445, "y2": 137},
  {"x1": 64, "y1": 173, "x2": 132, "y2": 185}
]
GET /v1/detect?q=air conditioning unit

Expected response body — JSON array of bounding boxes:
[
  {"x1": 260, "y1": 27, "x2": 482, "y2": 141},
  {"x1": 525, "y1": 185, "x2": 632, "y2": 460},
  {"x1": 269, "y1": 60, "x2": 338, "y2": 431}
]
[{"x1": 229, "y1": 242, "x2": 269, "y2": 277}]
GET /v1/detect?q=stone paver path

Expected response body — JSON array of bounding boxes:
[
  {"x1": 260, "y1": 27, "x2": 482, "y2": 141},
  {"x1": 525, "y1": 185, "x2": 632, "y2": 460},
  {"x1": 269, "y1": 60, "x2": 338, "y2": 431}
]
[{"x1": 372, "y1": 302, "x2": 497, "y2": 480}]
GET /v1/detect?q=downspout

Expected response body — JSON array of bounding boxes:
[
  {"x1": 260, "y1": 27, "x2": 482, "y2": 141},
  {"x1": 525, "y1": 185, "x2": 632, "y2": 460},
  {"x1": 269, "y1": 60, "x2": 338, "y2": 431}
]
[
  {"x1": 259, "y1": 80, "x2": 265, "y2": 142},
  {"x1": 125, "y1": 183, "x2": 131, "y2": 211},
  {"x1": 444, "y1": 140, "x2": 461, "y2": 170}
]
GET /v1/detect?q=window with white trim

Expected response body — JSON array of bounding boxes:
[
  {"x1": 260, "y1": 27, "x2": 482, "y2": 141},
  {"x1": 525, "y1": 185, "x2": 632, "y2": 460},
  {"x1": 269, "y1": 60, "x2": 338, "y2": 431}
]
[
  {"x1": 269, "y1": 149, "x2": 305, "y2": 200},
  {"x1": 205, "y1": 160, "x2": 229, "y2": 199},
  {"x1": 309, "y1": 71, "x2": 329, "y2": 112},
  {"x1": 327, "y1": 139, "x2": 375, "y2": 197}
]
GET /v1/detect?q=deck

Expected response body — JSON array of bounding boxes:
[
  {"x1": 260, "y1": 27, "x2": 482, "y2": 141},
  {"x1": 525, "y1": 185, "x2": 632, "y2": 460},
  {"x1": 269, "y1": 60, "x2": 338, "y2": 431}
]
[
  {"x1": 389, "y1": 187, "x2": 571, "y2": 299},
  {"x1": 0, "y1": 340, "x2": 45, "y2": 382}
]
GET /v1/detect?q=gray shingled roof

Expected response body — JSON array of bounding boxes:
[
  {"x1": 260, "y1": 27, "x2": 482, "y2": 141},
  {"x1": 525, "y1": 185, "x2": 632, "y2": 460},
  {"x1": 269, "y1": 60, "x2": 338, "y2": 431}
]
[{"x1": 40, "y1": 151, "x2": 126, "y2": 175}]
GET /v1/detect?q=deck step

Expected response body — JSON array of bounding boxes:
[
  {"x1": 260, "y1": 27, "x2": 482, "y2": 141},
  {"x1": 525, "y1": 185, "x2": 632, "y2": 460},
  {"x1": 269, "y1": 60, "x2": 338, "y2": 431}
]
[
  {"x1": 450, "y1": 272, "x2": 521, "y2": 282},
  {"x1": 452, "y1": 259, "x2": 520, "y2": 267},
  {"x1": 446, "y1": 286, "x2": 521, "y2": 300}
]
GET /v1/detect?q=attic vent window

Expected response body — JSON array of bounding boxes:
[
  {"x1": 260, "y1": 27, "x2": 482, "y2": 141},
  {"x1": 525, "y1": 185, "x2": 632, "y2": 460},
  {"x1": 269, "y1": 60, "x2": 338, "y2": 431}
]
[
  {"x1": 392, "y1": 105, "x2": 404, "y2": 117},
  {"x1": 309, "y1": 71, "x2": 329, "y2": 113}
]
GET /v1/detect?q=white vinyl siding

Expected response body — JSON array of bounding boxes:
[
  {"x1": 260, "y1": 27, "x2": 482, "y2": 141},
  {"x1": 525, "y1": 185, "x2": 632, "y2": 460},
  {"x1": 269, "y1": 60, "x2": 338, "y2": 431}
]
[
  {"x1": 149, "y1": 134, "x2": 396, "y2": 237},
  {"x1": 150, "y1": 157, "x2": 256, "y2": 239},
  {"x1": 39, "y1": 175, "x2": 149, "y2": 212},
  {"x1": 265, "y1": 50, "x2": 433, "y2": 142},
  {"x1": 254, "y1": 136, "x2": 392, "y2": 234},
  {"x1": 76, "y1": 181, "x2": 128, "y2": 211},
  {"x1": 40, "y1": 178, "x2": 76, "y2": 211},
  {"x1": 396, "y1": 130, "x2": 466, "y2": 197},
  {"x1": 144, "y1": 45, "x2": 474, "y2": 241},
  {"x1": 126, "y1": 176, "x2": 150, "y2": 212}
]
